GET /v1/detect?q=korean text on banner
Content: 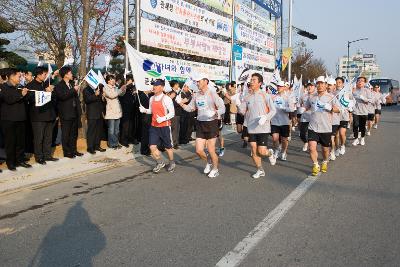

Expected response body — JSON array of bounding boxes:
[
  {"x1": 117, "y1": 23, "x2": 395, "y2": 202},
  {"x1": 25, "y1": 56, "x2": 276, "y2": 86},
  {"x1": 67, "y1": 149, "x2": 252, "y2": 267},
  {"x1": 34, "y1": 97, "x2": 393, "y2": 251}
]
[
  {"x1": 140, "y1": 18, "x2": 231, "y2": 61},
  {"x1": 253, "y1": 0, "x2": 282, "y2": 18},
  {"x1": 141, "y1": 0, "x2": 232, "y2": 37},
  {"x1": 242, "y1": 47, "x2": 275, "y2": 69},
  {"x1": 234, "y1": 22, "x2": 275, "y2": 53},
  {"x1": 35, "y1": 91, "x2": 52, "y2": 107},
  {"x1": 234, "y1": 0, "x2": 275, "y2": 35}
]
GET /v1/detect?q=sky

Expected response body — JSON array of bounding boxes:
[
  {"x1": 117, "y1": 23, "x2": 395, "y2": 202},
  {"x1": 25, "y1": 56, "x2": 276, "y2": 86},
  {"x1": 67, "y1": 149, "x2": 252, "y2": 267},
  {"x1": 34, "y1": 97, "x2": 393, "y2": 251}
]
[{"x1": 287, "y1": 0, "x2": 400, "y2": 81}]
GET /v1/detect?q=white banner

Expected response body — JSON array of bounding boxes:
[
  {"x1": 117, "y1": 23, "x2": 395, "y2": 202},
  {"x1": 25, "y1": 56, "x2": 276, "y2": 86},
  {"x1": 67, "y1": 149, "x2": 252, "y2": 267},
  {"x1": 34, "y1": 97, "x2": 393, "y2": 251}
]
[
  {"x1": 141, "y1": 0, "x2": 232, "y2": 37},
  {"x1": 234, "y1": 0, "x2": 275, "y2": 35},
  {"x1": 141, "y1": 18, "x2": 231, "y2": 61},
  {"x1": 242, "y1": 47, "x2": 275, "y2": 69},
  {"x1": 234, "y1": 22, "x2": 275, "y2": 53},
  {"x1": 141, "y1": 52, "x2": 229, "y2": 81},
  {"x1": 35, "y1": 91, "x2": 52, "y2": 107}
]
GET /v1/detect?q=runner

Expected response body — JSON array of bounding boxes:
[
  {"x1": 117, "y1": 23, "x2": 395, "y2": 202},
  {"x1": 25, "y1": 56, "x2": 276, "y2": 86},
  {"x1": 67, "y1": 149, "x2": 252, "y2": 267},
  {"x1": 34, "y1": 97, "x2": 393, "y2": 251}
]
[
  {"x1": 327, "y1": 78, "x2": 340, "y2": 160},
  {"x1": 372, "y1": 85, "x2": 386, "y2": 129},
  {"x1": 139, "y1": 79, "x2": 176, "y2": 173},
  {"x1": 237, "y1": 73, "x2": 277, "y2": 179},
  {"x1": 366, "y1": 84, "x2": 375, "y2": 136},
  {"x1": 336, "y1": 77, "x2": 353, "y2": 155},
  {"x1": 352, "y1": 76, "x2": 373, "y2": 146},
  {"x1": 271, "y1": 81, "x2": 296, "y2": 161},
  {"x1": 298, "y1": 81, "x2": 316, "y2": 152},
  {"x1": 177, "y1": 76, "x2": 225, "y2": 178},
  {"x1": 304, "y1": 76, "x2": 340, "y2": 176}
]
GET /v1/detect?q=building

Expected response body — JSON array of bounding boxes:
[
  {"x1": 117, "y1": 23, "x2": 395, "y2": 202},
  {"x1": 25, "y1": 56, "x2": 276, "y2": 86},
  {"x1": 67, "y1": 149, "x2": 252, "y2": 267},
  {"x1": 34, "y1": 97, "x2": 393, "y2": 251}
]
[{"x1": 338, "y1": 49, "x2": 381, "y2": 80}]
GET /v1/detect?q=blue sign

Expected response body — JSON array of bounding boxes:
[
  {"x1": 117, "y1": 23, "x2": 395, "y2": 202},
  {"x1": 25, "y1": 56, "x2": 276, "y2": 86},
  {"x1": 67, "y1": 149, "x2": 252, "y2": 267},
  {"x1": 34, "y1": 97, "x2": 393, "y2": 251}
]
[
  {"x1": 253, "y1": 0, "x2": 282, "y2": 18},
  {"x1": 232, "y1": 44, "x2": 243, "y2": 60}
]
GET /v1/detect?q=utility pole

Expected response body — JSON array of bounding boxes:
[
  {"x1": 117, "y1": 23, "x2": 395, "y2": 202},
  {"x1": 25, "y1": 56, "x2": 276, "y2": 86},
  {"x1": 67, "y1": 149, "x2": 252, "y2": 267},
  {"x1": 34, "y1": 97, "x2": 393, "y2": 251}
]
[
  {"x1": 288, "y1": 0, "x2": 293, "y2": 82},
  {"x1": 124, "y1": 0, "x2": 129, "y2": 70}
]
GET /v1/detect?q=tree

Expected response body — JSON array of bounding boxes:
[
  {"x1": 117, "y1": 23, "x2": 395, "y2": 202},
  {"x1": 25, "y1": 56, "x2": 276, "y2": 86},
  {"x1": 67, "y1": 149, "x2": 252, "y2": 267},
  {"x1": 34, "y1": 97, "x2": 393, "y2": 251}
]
[{"x1": 0, "y1": 16, "x2": 27, "y2": 66}]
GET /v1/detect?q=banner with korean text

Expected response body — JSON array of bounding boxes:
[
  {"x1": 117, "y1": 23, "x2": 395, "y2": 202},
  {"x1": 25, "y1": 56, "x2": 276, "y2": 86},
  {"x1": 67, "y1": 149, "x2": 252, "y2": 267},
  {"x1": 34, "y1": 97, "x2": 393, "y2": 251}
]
[
  {"x1": 233, "y1": 22, "x2": 275, "y2": 53},
  {"x1": 234, "y1": 0, "x2": 275, "y2": 35},
  {"x1": 141, "y1": 18, "x2": 231, "y2": 61},
  {"x1": 198, "y1": 0, "x2": 233, "y2": 15},
  {"x1": 141, "y1": 0, "x2": 232, "y2": 37}
]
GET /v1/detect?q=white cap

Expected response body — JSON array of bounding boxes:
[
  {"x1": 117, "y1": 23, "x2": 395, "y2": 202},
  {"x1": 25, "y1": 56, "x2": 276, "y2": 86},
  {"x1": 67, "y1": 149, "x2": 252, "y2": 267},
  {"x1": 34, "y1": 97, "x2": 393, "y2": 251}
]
[
  {"x1": 192, "y1": 73, "x2": 209, "y2": 81},
  {"x1": 327, "y1": 77, "x2": 336, "y2": 85},
  {"x1": 316, "y1": 76, "x2": 326, "y2": 83},
  {"x1": 276, "y1": 81, "x2": 285, "y2": 87}
]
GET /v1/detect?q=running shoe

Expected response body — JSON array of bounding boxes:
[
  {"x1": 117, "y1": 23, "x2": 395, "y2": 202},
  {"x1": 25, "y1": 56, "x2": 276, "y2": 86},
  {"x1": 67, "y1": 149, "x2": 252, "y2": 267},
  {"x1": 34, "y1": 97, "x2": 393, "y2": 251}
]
[
  {"x1": 312, "y1": 164, "x2": 320, "y2": 176},
  {"x1": 329, "y1": 151, "x2": 336, "y2": 161},
  {"x1": 208, "y1": 169, "x2": 219, "y2": 178},
  {"x1": 218, "y1": 148, "x2": 225, "y2": 157},
  {"x1": 268, "y1": 149, "x2": 277, "y2": 166},
  {"x1": 352, "y1": 138, "x2": 360, "y2": 146},
  {"x1": 302, "y1": 143, "x2": 308, "y2": 152},
  {"x1": 280, "y1": 152, "x2": 287, "y2": 161},
  {"x1": 360, "y1": 137, "x2": 365, "y2": 146},
  {"x1": 252, "y1": 169, "x2": 265, "y2": 179},
  {"x1": 153, "y1": 162, "x2": 165, "y2": 173},
  {"x1": 204, "y1": 163, "x2": 212, "y2": 174},
  {"x1": 321, "y1": 161, "x2": 328, "y2": 173},
  {"x1": 339, "y1": 145, "x2": 346, "y2": 155},
  {"x1": 166, "y1": 162, "x2": 176, "y2": 172}
]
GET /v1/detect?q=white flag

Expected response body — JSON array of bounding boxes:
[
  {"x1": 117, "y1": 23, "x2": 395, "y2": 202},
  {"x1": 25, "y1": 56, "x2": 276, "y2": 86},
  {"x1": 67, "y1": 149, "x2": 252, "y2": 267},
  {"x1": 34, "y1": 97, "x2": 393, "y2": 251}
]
[
  {"x1": 125, "y1": 41, "x2": 169, "y2": 91},
  {"x1": 97, "y1": 70, "x2": 106, "y2": 86},
  {"x1": 62, "y1": 57, "x2": 74, "y2": 67},
  {"x1": 35, "y1": 91, "x2": 52, "y2": 107},
  {"x1": 271, "y1": 69, "x2": 282, "y2": 85},
  {"x1": 45, "y1": 63, "x2": 53, "y2": 81},
  {"x1": 105, "y1": 55, "x2": 111, "y2": 71},
  {"x1": 183, "y1": 77, "x2": 198, "y2": 93},
  {"x1": 85, "y1": 69, "x2": 100, "y2": 89}
]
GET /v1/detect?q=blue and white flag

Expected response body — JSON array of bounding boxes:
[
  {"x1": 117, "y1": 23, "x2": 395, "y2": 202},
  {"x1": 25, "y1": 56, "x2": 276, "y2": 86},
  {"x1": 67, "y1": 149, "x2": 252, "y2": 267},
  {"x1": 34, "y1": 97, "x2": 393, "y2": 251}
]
[
  {"x1": 35, "y1": 91, "x2": 52, "y2": 107},
  {"x1": 85, "y1": 69, "x2": 100, "y2": 89},
  {"x1": 97, "y1": 70, "x2": 106, "y2": 86},
  {"x1": 125, "y1": 41, "x2": 171, "y2": 92}
]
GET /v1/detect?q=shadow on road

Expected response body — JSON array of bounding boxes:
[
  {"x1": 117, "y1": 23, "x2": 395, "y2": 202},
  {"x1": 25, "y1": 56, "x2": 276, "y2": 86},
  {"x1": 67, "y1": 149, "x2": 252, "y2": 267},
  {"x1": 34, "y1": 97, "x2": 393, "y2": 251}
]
[{"x1": 28, "y1": 201, "x2": 106, "y2": 267}]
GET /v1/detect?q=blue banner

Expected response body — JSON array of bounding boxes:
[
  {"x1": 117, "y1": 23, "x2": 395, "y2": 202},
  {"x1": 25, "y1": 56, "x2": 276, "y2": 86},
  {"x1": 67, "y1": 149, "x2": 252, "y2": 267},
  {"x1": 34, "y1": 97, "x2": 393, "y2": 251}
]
[{"x1": 253, "y1": 0, "x2": 282, "y2": 18}]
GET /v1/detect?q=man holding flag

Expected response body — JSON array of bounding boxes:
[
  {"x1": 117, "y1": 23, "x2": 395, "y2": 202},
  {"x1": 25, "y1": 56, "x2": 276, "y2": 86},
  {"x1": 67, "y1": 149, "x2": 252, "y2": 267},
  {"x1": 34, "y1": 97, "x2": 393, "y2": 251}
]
[
  {"x1": 139, "y1": 79, "x2": 176, "y2": 173},
  {"x1": 27, "y1": 66, "x2": 58, "y2": 164},
  {"x1": 305, "y1": 76, "x2": 340, "y2": 176},
  {"x1": 178, "y1": 75, "x2": 225, "y2": 178}
]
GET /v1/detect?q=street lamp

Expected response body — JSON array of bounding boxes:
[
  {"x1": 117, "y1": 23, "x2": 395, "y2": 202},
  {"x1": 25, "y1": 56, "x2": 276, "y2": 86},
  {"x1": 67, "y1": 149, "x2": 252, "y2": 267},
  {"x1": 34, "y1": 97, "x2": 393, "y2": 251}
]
[{"x1": 347, "y1": 37, "x2": 368, "y2": 79}]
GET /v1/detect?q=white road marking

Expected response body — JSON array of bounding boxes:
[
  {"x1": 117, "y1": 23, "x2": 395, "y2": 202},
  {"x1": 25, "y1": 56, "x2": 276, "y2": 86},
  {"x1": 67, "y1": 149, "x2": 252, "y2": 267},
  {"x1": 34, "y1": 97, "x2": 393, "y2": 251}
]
[{"x1": 216, "y1": 174, "x2": 320, "y2": 267}]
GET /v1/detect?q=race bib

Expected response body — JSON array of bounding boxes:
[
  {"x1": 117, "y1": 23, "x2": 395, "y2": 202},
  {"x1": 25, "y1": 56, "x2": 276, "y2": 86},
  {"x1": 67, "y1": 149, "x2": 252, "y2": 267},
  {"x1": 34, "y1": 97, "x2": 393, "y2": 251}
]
[
  {"x1": 314, "y1": 100, "x2": 325, "y2": 112},
  {"x1": 196, "y1": 99, "x2": 207, "y2": 110}
]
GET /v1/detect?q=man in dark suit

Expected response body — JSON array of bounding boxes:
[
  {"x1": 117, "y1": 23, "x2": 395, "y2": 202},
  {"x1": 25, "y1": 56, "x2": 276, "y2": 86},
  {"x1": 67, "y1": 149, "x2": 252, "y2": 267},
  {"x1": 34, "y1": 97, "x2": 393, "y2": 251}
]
[
  {"x1": 0, "y1": 68, "x2": 32, "y2": 170},
  {"x1": 27, "y1": 66, "x2": 58, "y2": 164},
  {"x1": 83, "y1": 84, "x2": 106, "y2": 154},
  {"x1": 119, "y1": 74, "x2": 137, "y2": 147},
  {"x1": 138, "y1": 90, "x2": 153, "y2": 156},
  {"x1": 54, "y1": 67, "x2": 83, "y2": 158},
  {"x1": 179, "y1": 84, "x2": 195, "y2": 144},
  {"x1": 168, "y1": 80, "x2": 182, "y2": 149}
]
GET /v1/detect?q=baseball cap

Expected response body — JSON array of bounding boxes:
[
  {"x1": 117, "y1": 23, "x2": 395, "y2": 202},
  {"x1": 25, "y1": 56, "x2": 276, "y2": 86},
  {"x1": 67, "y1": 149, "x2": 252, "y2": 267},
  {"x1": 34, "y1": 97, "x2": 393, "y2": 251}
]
[
  {"x1": 276, "y1": 80, "x2": 285, "y2": 87},
  {"x1": 151, "y1": 79, "x2": 165, "y2": 86},
  {"x1": 316, "y1": 76, "x2": 326, "y2": 83},
  {"x1": 327, "y1": 78, "x2": 336, "y2": 85}
]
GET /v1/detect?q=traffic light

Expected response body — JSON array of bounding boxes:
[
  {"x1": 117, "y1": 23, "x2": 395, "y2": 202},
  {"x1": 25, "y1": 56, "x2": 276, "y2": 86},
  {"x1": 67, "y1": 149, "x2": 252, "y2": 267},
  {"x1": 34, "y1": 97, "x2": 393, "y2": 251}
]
[{"x1": 297, "y1": 30, "x2": 317, "y2": 40}]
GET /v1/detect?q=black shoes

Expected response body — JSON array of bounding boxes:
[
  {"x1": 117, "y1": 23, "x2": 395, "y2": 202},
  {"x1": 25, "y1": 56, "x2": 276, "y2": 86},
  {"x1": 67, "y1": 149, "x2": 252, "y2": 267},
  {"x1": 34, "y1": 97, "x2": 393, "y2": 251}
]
[
  {"x1": 45, "y1": 157, "x2": 59, "y2": 162},
  {"x1": 8, "y1": 165, "x2": 16, "y2": 171},
  {"x1": 17, "y1": 162, "x2": 32, "y2": 168},
  {"x1": 75, "y1": 152, "x2": 84, "y2": 157},
  {"x1": 37, "y1": 159, "x2": 47, "y2": 165},
  {"x1": 65, "y1": 154, "x2": 76, "y2": 159},
  {"x1": 96, "y1": 147, "x2": 106, "y2": 152},
  {"x1": 87, "y1": 150, "x2": 96, "y2": 155}
]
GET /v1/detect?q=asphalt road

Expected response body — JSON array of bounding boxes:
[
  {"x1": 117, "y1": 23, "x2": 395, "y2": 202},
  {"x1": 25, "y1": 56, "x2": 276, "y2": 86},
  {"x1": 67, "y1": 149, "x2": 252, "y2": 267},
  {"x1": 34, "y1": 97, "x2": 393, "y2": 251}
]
[{"x1": 0, "y1": 106, "x2": 399, "y2": 267}]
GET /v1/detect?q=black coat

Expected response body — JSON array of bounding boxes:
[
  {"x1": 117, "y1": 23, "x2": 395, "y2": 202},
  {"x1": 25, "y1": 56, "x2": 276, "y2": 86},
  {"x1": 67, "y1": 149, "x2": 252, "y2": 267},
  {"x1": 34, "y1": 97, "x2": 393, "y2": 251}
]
[
  {"x1": 54, "y1": 80, "x2": 82, "y2": 121},
  {"x1": 83, "y1": 87, "x2": 104, "y2": 120},
  {"x1": 0, "y1": 82, "x2": 27, "y2": 121},
  {"x1": 119, "y1": 83, "x2": 137, "y2": 117},
  {"x1": 26, "y1": 79, "x2": 57, "y2": 122}
]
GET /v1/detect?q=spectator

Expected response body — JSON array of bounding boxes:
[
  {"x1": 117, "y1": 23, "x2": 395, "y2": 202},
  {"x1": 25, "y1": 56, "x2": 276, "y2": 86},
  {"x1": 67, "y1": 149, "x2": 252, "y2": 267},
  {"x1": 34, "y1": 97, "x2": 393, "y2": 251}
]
[
  {"x1": 119, "y1": 74, "x2": 137, "y2": 147},
  {"x1": 54, "y1": 67, "x2": 83, "y2": 158},
  {"x1": 168, "y1": 80, "x2": 182, "y2": 149},
  {"x1": 103, "y1": 74, "x2": 123, "y2": 149},
  {"x1": 0, "y1": 68, "x2": 32, "y2": 171},
  {"x1": 179, "y1": 84, "x2": 195, "y2": 144},
  {"x1": 27, "y1": 66, "x2": 58, "y2": 164},
  {"x1": 83, "y1": 83, "x2": 106, "y2": 154}
]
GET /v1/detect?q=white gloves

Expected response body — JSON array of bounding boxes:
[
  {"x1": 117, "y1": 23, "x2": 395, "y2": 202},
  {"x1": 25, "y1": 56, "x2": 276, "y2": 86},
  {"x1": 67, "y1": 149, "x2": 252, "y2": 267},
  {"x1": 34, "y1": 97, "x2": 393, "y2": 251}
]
[
  {"x1": 258, "y1": 115, "x2": 268, "y2": 126},
  {"x1": 156, "y1": 115, "x2": 167, "y2": 124},
  {"x1": 175, "y1": 94, "x2": 182, "y2": 104},
  {"x1": 139, "y1": 106, "x2": 147, "y2": 113},
  {"x1": 324, "y1": 103, "x2": 332, "y2": 111},
  {"x1": 298, "y1": 107, "x2": 306, "y2": 114},
  {"x1": 205, "y1": 109, "x2": 216, "y2": 118}
]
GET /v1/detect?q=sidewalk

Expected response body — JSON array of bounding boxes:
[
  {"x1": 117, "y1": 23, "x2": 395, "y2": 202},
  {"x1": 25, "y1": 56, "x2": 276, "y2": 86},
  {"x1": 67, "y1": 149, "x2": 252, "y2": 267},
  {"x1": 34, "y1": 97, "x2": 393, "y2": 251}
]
[{"x1": 0, "y1": 127, "x2": 238, "y2": 195}]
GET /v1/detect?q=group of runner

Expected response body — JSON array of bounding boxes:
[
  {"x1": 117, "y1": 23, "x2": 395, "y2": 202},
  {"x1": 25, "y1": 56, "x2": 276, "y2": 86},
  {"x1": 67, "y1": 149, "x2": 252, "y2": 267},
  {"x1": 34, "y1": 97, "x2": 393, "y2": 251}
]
[{"x1": 139, "y1": 73, "x2": 387, "y2": 179}]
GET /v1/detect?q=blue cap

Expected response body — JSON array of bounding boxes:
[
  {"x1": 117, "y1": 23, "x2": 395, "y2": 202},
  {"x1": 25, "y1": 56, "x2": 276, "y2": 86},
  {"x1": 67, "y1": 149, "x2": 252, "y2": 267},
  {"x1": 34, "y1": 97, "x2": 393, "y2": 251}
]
[{"x1": 151, "y1": 79, "x2": 165, "y2": 86}]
